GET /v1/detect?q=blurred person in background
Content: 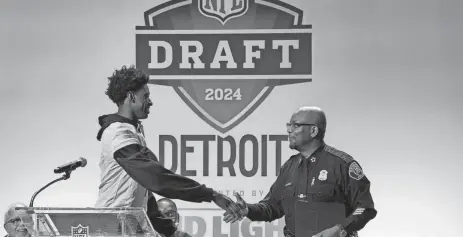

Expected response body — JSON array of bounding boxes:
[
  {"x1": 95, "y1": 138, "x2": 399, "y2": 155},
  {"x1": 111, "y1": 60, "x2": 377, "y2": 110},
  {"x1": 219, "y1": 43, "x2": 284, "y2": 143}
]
[
  {"x1": 3, "y1": 203, "x2": 32, "y2": 237},
  {"x1": 152, "y1": 198, "x2": 191, "y2": 237}
]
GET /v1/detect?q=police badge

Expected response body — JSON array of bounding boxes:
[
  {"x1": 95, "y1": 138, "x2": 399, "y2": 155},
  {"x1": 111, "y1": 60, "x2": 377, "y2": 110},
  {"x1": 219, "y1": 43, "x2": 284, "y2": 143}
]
[{"x1": 318, "y1": 170, "x2": 328, "y2": 181}]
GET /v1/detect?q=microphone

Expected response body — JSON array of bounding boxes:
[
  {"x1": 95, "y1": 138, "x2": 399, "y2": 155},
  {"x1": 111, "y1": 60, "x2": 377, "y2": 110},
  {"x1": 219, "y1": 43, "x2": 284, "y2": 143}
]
[{"x1": 53, "y1": 157, "x2": 87, "y2": 174}]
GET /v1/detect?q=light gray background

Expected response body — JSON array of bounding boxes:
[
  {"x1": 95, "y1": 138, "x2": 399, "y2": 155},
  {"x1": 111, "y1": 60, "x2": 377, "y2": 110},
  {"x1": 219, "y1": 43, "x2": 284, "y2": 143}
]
[{"x1": 1, "y1": 0, "x2": 462, "y2": 236}]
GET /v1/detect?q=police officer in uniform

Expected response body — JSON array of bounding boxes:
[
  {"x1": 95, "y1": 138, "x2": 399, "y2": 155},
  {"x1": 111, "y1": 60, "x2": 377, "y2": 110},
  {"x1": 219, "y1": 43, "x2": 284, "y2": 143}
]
[{"x1": 223, "y1": 106, "x2": 377, "y2": 237}]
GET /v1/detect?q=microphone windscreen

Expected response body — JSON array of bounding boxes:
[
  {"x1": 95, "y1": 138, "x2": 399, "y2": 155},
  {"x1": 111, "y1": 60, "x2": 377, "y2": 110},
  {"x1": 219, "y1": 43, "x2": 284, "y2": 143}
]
[{"x1": 79, "y1": 157, "x2": 87, "y2": 167}]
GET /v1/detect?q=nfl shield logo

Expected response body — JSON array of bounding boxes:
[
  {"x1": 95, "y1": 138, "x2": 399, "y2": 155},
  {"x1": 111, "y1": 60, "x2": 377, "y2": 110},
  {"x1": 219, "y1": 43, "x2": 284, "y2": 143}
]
[
  {"x1": 71, "y1": 224, "x2": 89, "y2": 237},
  {"x1": 198, "y1": 0, "x2": 249, "y2": 25},
  {"x1": 136, "y1": 0, "x2": 312, "y2": 133}
]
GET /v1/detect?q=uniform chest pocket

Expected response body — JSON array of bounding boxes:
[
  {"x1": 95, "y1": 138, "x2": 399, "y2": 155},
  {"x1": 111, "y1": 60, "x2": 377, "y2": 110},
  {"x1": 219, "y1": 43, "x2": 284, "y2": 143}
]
[
  {"x1": 314, "y1": 183, "x2": 335, "y2": 195},
  {"x1": 281, "y1": 182, "x2": 295, "y2": 200},
  {"x1": 310, "y1": 183, "x2": 339, "y2": 202}
]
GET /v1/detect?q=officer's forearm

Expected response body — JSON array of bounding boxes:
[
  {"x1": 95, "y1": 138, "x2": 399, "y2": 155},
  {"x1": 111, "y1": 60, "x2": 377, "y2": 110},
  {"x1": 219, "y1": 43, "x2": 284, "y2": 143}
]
[
  {"x1": 246, "y1": 202, "x2": 283, "y2": 222},
  {"x1": 341, "y1": 207, "x2": 377, "y2": 232}
]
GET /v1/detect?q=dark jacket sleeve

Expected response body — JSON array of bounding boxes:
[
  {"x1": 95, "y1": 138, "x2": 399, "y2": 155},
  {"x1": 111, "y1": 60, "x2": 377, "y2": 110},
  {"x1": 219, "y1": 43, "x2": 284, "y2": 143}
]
[
  {"x1": 246, "y1": 162, "x2": 289, "y2": 222},
  {"x1": 113, "y1": 142, "x2": 215, "y2": 203},
  {"x1": 246, "y1": 185, "x2": 285, "y2": 222},
  {"x1": 341, "y1": 161, "x2": 377, "y2": 233}
]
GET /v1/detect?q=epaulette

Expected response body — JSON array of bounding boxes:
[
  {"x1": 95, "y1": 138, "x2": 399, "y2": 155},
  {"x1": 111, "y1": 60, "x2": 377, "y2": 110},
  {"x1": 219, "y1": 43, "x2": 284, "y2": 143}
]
[{"x1": 324, "y1": 145, "x2": 354, "y2": 163}]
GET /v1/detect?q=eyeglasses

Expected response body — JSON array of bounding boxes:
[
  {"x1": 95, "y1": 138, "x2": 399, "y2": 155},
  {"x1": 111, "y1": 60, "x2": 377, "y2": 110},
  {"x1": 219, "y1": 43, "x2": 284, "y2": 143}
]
[
  {"x1": 286, "y1": 122, "x2": 316, "y2": 130},
  {"x1": 162, "y1": 211, "x2": 178, "y2": 219},
  {"x1": 3, "y1": 216, "x2": 33, "y2": 228}
]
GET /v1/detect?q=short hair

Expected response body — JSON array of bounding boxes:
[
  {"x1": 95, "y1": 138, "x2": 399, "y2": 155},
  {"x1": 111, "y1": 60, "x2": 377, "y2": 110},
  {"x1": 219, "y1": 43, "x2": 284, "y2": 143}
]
[
  {"x1": 4, "y1": 202, "x2": 27, "y2": 224},
  {"x1": 297, "y1": 106, "x2": 327, "y2": 141},
  {"x1": 105, "y1": 65, "x2": 149, "y2": 105},
  {"x1": 156, "y1": 198, "x2": 177, "y2": 209}
]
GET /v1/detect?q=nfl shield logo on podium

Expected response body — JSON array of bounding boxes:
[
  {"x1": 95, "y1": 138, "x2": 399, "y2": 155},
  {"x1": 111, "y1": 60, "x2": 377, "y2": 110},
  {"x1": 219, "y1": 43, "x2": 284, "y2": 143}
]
[{"x1": 71, "y1": 224, "x2": 89, "y2": 237}]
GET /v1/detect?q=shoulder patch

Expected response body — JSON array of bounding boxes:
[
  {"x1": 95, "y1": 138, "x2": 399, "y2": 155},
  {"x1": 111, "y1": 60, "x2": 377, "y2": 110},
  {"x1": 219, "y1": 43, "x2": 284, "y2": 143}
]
[
  {"x1": 348, "y1": 161, "x2": 365, "y2": 180},
  {"x1": 324, "y1": 145, "x2": 354, "y2": 163}
]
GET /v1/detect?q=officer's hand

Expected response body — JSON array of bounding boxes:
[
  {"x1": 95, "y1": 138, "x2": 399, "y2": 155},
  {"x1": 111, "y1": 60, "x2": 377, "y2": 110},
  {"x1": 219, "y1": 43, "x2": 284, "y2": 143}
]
[
  {"x1": 312, "y1": 225, "x2": 341, "y2": 237},
  {"x1": 223, "y1": 193, "x2": 248, "y2": 223}
]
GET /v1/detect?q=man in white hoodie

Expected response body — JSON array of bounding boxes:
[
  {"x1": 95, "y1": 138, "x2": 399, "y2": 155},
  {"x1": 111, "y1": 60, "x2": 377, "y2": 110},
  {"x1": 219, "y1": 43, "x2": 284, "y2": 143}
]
[{"x1": 95, "y1": 65, "x2": 241, "y2": 237}]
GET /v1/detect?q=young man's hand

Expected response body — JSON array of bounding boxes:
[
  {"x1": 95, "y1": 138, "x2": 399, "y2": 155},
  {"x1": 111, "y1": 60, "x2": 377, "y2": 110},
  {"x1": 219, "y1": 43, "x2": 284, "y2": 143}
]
[
  {"x1": 223, "y1": 193, "x2": 248, "y2": 223},
  {"x1": 212, "y1": 191, "x2": 242, "y2": 219}
]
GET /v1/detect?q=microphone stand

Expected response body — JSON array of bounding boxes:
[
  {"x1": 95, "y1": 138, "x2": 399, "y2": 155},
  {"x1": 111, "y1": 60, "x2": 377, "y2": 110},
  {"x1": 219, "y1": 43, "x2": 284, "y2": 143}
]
[{"x1": 29, "y1": 170, "x2": 72, "y2": 207}]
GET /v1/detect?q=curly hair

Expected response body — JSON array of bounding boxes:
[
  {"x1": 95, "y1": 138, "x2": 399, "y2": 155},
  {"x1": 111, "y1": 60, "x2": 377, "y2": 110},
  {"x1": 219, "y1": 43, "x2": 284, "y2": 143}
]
[{"x1": 105, "y1": 65, "x2": 149, "y2": 105}]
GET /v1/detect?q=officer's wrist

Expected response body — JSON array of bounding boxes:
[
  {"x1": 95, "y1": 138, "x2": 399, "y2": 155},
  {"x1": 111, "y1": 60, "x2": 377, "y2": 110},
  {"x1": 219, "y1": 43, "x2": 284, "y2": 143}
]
[
  {"x1": 242, "y1": 203, "x2": 252, "y2": 217},
  {"x1": 243, "y1": 204, "x2": 249, "y2": 216}
]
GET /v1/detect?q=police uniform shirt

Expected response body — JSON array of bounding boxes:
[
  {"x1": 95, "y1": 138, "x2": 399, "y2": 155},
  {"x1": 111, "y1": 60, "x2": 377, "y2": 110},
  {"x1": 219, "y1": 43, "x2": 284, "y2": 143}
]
[{"x1": 246, "y1": 142, "x2": 377, "y2": 237}]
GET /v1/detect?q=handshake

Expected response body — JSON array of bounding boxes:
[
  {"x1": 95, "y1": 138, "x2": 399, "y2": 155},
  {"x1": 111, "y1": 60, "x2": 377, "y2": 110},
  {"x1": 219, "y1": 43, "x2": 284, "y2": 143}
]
[{"x1": 212, "y1": 191, "x2": 249, "y2": 223}]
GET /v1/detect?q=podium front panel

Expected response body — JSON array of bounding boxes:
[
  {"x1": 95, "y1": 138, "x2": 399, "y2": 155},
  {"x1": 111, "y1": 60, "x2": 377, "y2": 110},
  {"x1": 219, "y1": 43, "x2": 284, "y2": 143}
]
[{"x1": 15, "y1": 207, "x2": 159, "y2": 237}]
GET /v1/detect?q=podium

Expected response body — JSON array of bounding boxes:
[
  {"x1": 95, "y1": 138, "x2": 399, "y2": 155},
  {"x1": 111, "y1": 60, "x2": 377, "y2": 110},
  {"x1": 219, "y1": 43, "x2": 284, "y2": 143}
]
[{"x1": 15, "y1": 207, "x2": 160, "y2": 237}]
